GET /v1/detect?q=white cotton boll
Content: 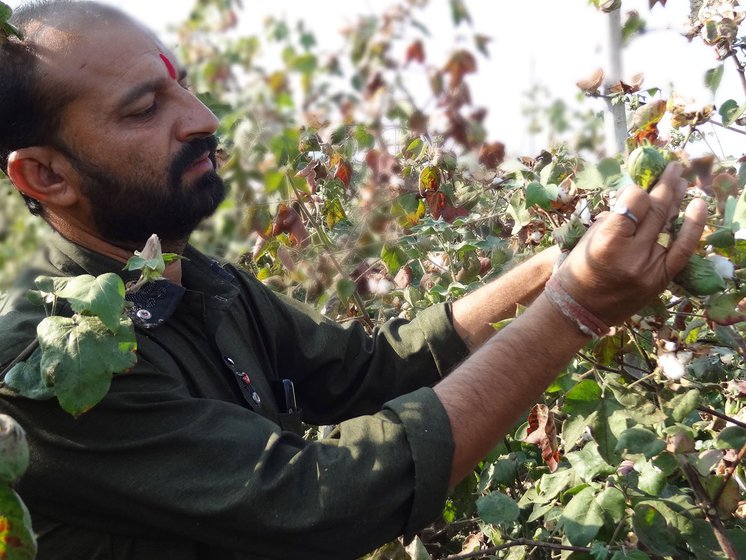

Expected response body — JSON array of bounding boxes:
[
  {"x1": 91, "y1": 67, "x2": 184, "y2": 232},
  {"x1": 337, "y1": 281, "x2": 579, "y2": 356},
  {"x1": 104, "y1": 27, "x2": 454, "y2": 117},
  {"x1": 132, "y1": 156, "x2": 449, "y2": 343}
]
[
  {"x1": 735, "y1": 228, "x2": 746, "y2": 241},
  {"x1": 658, "y1": 352, "x2": 686, "y2": 380},
  {"x1": 663, "y1": 340, "x2": 678, "y2": 352},
  {"x1": 706, "y1": 254, "x2": 735, "y2": 279},
  {"x1": 658, "y1": 350, "x2": 693, "y2": 381},
  {"x1": 374, "y1": 278, "x2": 395, "y2": 296},
  {"x1": 573, "y1": 198, "x2": 592, "y2": 225}
]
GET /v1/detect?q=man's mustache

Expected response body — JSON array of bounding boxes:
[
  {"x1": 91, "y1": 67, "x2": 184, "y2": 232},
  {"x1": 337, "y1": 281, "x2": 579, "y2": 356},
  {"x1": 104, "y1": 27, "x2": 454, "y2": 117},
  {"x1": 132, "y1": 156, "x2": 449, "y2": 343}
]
[{"x1": 169, "y1": 135, "x2": 219, "y2": 186}]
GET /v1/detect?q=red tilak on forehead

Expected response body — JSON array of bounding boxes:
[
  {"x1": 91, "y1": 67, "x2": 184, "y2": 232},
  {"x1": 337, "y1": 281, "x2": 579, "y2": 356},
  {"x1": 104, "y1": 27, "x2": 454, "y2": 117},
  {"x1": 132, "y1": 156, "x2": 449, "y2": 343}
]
[{"x1": 160, "y1": 53, "x2": 177, "y2": 80}]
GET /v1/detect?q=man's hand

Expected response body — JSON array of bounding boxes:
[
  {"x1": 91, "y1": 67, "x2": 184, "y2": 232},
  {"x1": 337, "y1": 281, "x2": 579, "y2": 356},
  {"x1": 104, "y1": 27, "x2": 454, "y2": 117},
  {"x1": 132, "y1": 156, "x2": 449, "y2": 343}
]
[
  {"x1": 554, "y1": 162, "x2": 708, "y2": 327},
  {"x1": 434, "y1": 161, "x2": 707, "y2": 488}
]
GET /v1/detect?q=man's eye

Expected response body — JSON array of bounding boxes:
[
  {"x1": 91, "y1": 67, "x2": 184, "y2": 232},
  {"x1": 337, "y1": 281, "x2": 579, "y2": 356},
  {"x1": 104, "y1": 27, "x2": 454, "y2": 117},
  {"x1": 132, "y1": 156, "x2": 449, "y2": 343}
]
[{"x1": 131, "y1": 103, "x2": 157, "y2": 119}]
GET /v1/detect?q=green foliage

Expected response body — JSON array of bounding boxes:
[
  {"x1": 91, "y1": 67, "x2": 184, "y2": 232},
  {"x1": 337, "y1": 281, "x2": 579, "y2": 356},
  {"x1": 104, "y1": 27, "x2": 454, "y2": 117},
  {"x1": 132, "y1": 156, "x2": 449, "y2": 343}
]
[{"x1": 1, "y1": 0, "x2": 746, "y2": 557}]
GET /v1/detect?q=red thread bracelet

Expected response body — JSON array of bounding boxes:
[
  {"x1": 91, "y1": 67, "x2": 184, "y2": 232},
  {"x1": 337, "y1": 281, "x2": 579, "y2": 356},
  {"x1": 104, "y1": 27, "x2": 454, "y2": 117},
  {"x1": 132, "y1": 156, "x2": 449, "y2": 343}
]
[{"x1": 545, "y1": 276, "x2": 610, "y2": 339}]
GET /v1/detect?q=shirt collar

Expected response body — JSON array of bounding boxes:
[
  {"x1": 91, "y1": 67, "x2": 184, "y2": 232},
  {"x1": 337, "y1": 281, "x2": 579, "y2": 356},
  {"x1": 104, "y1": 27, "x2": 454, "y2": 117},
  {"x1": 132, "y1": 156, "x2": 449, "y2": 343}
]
[{"x1": 46, "y1": 232, "x2": 239, "y2": 329}]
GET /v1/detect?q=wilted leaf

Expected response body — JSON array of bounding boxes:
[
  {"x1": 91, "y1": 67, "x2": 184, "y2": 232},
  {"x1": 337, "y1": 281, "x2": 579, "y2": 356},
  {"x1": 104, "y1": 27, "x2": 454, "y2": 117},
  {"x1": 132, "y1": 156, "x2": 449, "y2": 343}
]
[
  {"x1": 0, "y1": 484, "x2": 37, "y2": 560},
  {"x1": 576, "y1": 68, "x2": 603, "y2": 93},
  {"x1": 476, "y1": 492, "x2": 519, "y2": 525},
  {"x1": 705, "y1": 290, "x2": 746, "y2": 326},
  {"x1": 404, "y1": 40, "x2": 425, "y2": 65},
  {"x1": 443, "y1": 50, "x2": 476, "y2": 89},
  {"x1": 419, "y1": 165, "x2": 441, "y2": 193},
  {"x1": 524, "y1": 404, "x2": 560, "y2": 472},
  {"x1": 37, "y1": 315, "x2": 137, "y2": 417}
]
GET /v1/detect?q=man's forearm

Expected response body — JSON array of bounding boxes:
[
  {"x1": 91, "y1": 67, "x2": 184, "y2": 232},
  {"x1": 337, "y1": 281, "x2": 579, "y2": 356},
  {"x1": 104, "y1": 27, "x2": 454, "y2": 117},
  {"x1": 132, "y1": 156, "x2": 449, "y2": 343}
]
[
  {"x1": 436, "y1": 293, "x2": 588, "y2": 487},
  {"x1": 451, "y1": 245, "x2": 560, "y2": 351}
]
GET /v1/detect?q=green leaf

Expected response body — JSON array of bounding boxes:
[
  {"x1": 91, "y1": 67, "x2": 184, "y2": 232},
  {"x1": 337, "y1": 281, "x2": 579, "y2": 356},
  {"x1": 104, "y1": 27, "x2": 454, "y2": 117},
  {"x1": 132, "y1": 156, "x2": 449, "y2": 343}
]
[
  {"x1": 719, "y1": 98, "x2": 746, "y2": 128},
  {"x1": 575, "y1": 162, "x2": 603, "y2": 190},
  {"x1": 632, "y1": 504, "x2": 676, "y2": 556},
  {"x1": 449, "y1": 0, "x2": 471, "y2": 25},
  {"x1": 705, "y1": 64, "x2": 724, "y2": 95},
  {"x1": 706, "y1": 290, "x2": 746, "y2": 326},
  {"x1": 476, "y1": 492, "x2": 519, "y2": 524},
  {"x1": 0, "y1": 2, "x2": 11, "y2": 21},
  {"x1": 37, "y1": 315, "x2": 137, "y2": 417},
  {"x1": 0, "y1": 20, "x2": 21, "y2": 41},
  {"x1": 537, "y1": 468, "x2": 575, "y2": 502},
  {"x1": 610, "y1": 551, "x2": 650, "y2": 560},
  {"x1": 716, "y1": 425, "x2": 746, "y2": 449},
  {"x1": 335, "y1": 279, "x2": 356, "y2": 305},
  {"x1": 566, "y1": 441, "x2": 615, "y2": 482},
  {"x1": 552, "y1": 216, "x2": 587, "y2": 252},
  {"x1": 54, "y1": 273, "x2": 126, "y2": 333},
  {"x1": 667, "y1": 389, "x2": 700, "y2": 422},
  {"x1": 595, "y1": 486, "x2": 626, "y2": 526},
  {"x1": 562, "y1": 380, "x2": 624, "y2": 462},
  {"x1": 636, "y1": 461, "x2": 666, "y2": 496},
  {"x1": 560, "y1": 486, "x2": 604, "y2": 546},
  {"x1": 615, "y1": 427, "x2": 665, "y2": 459},
  {"x1": 4, "y1": 348, "x2": 55, "y2": 401},
  {"x1": 508, "y1": 191, "x2": 531, "y2": 234},
  {"x1": 0, "y1": 484, "x2": 37, "y2": 559},
  {"x1": 380, "y1": 243, "x2": 407, "y2": 276},
  {"x1": 525, "y1": 182, "x2": 555, "y2": 210}
]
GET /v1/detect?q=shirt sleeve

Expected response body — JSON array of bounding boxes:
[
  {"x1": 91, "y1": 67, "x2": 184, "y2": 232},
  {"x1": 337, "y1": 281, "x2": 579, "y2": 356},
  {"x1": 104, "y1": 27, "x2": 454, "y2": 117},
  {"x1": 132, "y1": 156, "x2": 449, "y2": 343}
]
[
  {"x1": 233, "y1": 270, "x2": 470, "y2": 425},
  {"x1": 4, "y1": 365, "x2": 454, "y2": 559}
]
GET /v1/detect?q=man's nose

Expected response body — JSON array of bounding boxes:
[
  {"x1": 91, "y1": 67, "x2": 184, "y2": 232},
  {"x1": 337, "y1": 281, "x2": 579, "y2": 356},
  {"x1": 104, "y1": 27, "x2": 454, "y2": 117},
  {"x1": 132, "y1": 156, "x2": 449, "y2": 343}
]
[{"x1": 175, "y1": 92, "x2": 220, "y2": 141}]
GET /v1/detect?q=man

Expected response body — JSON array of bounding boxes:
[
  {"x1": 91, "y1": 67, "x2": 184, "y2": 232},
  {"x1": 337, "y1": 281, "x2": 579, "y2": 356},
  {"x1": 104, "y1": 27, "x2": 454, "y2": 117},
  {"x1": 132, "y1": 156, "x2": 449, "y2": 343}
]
[{"x1": 0, "y1": 1, "x2": 706, "y2": 559}]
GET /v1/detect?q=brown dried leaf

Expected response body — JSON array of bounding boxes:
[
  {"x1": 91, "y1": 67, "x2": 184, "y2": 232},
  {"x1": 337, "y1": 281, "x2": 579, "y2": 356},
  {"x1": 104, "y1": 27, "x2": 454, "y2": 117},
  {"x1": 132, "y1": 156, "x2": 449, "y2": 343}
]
[
  {"x1": 524, "y1": 404, "x2": 560, "y2": 472},
  {"x1": 576, "y1": 68, "x2": 604, "y2": 93}
]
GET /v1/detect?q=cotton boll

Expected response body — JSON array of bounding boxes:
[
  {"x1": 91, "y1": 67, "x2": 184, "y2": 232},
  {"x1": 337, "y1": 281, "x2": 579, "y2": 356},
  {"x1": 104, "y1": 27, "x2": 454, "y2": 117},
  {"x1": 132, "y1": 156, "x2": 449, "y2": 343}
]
[
  {"x1": 658, "y1": 351, "x2": 693, "y2": 381},
  {"x1": 706, "y1": 254, "x2": 735, "y2": 279}
]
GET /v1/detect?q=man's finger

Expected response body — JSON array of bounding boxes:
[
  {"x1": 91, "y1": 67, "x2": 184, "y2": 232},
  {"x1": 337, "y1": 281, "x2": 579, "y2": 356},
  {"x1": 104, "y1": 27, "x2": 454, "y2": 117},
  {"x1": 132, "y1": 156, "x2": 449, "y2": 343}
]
[
  {"x1": 665, "y1": 198, "x2": 707, "y2": 277},
  {"x1": 637, "y1": 162, "x2": 684, "y2": 239}
]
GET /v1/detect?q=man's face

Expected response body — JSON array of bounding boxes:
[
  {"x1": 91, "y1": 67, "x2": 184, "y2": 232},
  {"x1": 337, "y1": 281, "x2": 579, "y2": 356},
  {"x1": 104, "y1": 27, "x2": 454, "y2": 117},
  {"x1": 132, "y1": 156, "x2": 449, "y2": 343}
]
[{"x1": 44, "y1": 15, "x2": 224, "y2": 248}]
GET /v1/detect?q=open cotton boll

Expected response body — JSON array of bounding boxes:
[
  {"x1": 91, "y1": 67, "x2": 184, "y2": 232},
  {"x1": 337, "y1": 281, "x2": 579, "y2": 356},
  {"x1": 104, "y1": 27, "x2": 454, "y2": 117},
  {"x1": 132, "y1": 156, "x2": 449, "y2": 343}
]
[
  {"x1": 706, "y1": 254, "x2": 735, "y2": 279},
  {"x1": 658, "y1": 351, "x2": 693, "y2": 381}
]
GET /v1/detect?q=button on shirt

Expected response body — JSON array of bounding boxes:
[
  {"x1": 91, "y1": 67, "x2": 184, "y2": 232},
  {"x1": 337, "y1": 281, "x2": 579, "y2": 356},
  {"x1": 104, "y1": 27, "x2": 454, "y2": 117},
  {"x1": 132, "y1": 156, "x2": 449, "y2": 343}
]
[{"x1": 0, "y1": 233, "x2": 469, "y2": 560}]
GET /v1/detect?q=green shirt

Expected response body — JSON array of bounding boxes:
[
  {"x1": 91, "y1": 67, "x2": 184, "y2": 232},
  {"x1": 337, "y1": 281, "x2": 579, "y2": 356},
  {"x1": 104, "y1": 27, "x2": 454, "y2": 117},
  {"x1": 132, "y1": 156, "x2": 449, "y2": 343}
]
[{"x1": 0, "y1": 233, "x2": 469, "y2": 560}]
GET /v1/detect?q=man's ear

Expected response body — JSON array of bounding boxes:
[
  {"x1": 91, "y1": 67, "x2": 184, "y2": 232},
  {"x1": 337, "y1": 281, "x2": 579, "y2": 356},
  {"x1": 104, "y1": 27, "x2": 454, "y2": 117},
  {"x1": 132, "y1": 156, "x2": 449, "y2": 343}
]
[{"x1": 6, "y1": 147, "x2": 79, "y2": 207}]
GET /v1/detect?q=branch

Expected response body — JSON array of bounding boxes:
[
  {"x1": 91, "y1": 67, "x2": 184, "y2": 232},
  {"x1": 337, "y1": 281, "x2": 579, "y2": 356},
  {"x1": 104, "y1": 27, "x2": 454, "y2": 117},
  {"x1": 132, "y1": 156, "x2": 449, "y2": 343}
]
[
  {"x1": 713, "y1": 442, "x2": 746, "y2": 508},
  {"x1": 698, "y1": 406, "x2": 746, "y2": 430},
  {"x1": 441, "y1": 538, "x2": 591, "y2": 560},
  {"x1": 730, "y1": 50, "x2": 746, "y2": 98},
  {"x1": 680, "y1": 461, "x2": 740, "y2": 560},
  {"x1": 284, "y1": 172, "x2": 374, "y2": 330}
]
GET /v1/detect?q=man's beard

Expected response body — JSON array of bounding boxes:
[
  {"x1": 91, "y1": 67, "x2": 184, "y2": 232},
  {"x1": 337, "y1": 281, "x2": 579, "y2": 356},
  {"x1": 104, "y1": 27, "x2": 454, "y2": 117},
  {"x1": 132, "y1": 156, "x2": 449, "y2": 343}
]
[{"x1": 70, "y1": 135, "x2": 226, "y2": 247}]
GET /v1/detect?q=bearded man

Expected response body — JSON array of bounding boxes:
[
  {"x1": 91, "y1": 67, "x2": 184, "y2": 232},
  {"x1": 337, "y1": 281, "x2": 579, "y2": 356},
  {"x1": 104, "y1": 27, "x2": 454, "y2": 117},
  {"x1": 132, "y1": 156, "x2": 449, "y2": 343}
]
[{"x1": 0, "y1": 1, "x2": 706, "y2": 559}]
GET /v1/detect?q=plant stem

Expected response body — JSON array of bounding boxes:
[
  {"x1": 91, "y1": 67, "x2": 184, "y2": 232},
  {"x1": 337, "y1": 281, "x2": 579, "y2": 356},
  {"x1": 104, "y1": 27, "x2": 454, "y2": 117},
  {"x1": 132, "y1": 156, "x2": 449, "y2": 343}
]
[
  {"x1": 698, "y1": 406, "x2": 746, "y2": 430},
  {"x1": 284, "y1": 172, "x2": 374, "y2": 330},
  {"x1": 680, "y1": 461, "x2": 739, "y2": 560},
  {"x1": 441, "y1": 538, "x2": 592, "y2": 560},
  {"x1": 731, "y1": 49, "x2": 746, "y2": 98}
]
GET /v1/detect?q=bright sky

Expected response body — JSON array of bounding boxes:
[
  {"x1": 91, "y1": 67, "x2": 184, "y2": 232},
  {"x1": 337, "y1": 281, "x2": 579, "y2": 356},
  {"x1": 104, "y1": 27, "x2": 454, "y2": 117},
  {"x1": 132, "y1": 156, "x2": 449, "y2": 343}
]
[{"x1": 8, "y1": 0, "x2": 744, "y2": 159}]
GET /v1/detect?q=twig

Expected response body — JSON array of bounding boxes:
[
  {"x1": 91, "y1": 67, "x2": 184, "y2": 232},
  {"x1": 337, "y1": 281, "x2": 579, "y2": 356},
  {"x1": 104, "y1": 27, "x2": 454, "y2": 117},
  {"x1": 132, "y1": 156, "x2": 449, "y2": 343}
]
[
  {"x1": 713, "y1": 442, "x2": 746, "y2": 509},
  {"x1": 284, "y1": 172, "x2": 374, "y2": 330},
  {"x1": 680, "y1": 461, "x2": 739, "y2": 559},
  {"x1": 441, "y1": 538, "x2": 592, "y2": 560},
  {"x1": 698, "y1": 406, "x2": 746, "y2": 430},
  {"x1": 731, "y1": 50, "x2": 746, "y2": 98}
]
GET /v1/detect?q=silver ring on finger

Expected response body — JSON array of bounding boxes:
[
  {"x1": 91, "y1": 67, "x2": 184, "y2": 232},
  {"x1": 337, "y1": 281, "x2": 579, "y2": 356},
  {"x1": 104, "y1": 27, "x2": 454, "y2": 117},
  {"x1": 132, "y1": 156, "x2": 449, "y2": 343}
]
[{"x1": 612, "y1": 204, "x2": 639, "y2": 226}]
